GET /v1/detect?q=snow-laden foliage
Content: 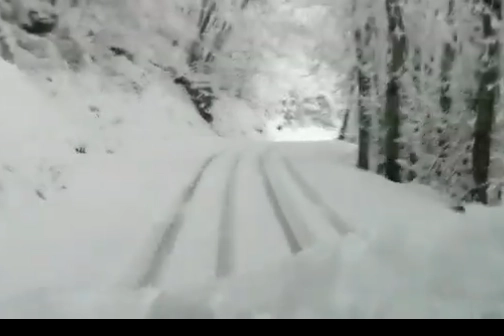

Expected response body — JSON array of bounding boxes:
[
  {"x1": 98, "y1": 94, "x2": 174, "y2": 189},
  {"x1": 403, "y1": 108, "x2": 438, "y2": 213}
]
[
  {"x1": 0, "y1": 0, "x2": 340, "y2": 129},
  {"x1": 310, "y1": 0, "x2": 504, "y2": 209}
]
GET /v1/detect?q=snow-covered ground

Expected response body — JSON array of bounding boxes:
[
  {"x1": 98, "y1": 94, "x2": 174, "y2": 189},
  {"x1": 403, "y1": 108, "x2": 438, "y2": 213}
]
[
  {"x1": 265, "y1": 114, "x2": 340, "y2": 142},
  {"x1": 267, "y1": 125, "x2": 339, "y2": 142},
  {"x1": 2, "y1": 59, "x2": 504, "y2": 319}
]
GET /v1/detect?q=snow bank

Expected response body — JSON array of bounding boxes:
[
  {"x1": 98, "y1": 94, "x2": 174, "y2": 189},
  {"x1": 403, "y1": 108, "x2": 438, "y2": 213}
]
[
  {"x1": 0, "y1": 60, "x2": 76, "y2": 208},
  {"x1": 0, "y1": 59, "x2": 228, "y2": 298},
  {"x1": 211, "y1": 95, "x2": 267, "y2": 139},
  {"x1": 39, "y1": 70, "x2": 216, "y2": 153},
  {"x1": 270, "y1": 142, "x2": 504, "y2": 318},
  {"x1": 266, "y1": 123, "x2": 339, "y2": 142},
  {"x1": 0, "y1": 58, "x2": 216, "y2": 201}
]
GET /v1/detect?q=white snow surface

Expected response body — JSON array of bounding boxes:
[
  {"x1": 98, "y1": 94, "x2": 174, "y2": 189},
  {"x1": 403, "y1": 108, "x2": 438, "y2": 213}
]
[
  {"x1": 267, "y1": 124, "x2": 339, "y2": 142},
  {"x1": 1, "y1": 60, "x2": 504, "y2": 319},
  {"x1": 211, "y1": 95, "x2": 266, "y2": 139}
]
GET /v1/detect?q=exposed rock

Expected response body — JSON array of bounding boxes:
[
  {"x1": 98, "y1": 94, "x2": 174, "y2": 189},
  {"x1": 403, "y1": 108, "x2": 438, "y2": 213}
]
[{"x1": 21, "y1": 10, "x2": 58, "y2": 35}]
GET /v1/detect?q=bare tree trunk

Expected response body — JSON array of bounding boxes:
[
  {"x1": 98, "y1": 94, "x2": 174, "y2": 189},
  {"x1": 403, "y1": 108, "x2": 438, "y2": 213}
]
[
  {"x1": 472, "y1": 0, "x2": 502, "y2": 204},
  {"x1": 439, "y1": 0, "x2": 456, "y2": 116},
  {"x1": 355, "y1": 19, "x2": 373, "y2": 170},
  {"x1": 384, "y1": 0, "x2": 407, "y2": 182},
  {"x1": 439, "y1": 0, "x2": 466, "y2": 211},
  {"x1": 338, "y1": 108, "x2": 351, "y2": 140}
]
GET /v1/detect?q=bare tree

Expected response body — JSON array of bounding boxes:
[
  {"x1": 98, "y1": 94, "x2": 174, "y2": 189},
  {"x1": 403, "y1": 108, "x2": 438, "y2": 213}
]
[
  {"x1": 472, "y1": 0, "x2": 502, "y2": 204},
  {"x1": 354, "y1": 2, "x2": 374, "y2": 170},
  {"x1": 384, "y1": 0, "x2": 407, "y2": 182}
]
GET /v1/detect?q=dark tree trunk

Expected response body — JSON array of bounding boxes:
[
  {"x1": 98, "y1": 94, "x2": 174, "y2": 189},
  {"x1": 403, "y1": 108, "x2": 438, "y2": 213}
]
[
  {"x1": 384, "y1": 0, "x2": 407, "y2": 183},
  {"x1": 338, "y1": 109, "x2": 351, "y2": 141},
  {"x1": 439, "y1": 0, "x2": 456, "y2": 116},
  {"x1": 354, "y1": 2, "x2": 374, "y2": 171},
  {"x1": 357, "y1": 61, "x2": 371, "y2": 170},
  {"x1": 472, "y1": 0, "x2": 502, "y2": 204}
]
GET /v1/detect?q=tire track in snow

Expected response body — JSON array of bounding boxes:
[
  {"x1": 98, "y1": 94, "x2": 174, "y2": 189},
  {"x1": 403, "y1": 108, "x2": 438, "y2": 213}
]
[
  {"x1": 137, "y1": 153, "x2": 221, "y2": 288},
  {"x1": 215, "y1": 155, "x2": 241, "y2": 278},
  {"x1": 259, "y1": 151, "x2": 303, "y2": 255},
  {"x1": 280, "y1": 155, "x2": 353, "y2": 236}
]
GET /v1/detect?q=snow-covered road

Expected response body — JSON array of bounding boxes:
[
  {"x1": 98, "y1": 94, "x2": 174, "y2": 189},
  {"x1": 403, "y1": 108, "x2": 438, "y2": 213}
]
[
  {"x1": 134, "y1": 140, "x2": 353, "y2": 291},
  {"x1": 3, "y1": 139, "x2": 504, "y2": 319}
]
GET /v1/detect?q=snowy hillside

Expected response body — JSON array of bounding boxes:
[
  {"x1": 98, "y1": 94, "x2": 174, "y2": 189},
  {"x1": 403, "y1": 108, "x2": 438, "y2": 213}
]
[
  {"x1": 0, "y1": 56, "x2": 230, "y2": 295},
  {"x1": 0, "y1": 58, "x2": 217, "y2": 199},
  {"x1": 1, "y1": 0, "x2": 271, "y2": 136}
]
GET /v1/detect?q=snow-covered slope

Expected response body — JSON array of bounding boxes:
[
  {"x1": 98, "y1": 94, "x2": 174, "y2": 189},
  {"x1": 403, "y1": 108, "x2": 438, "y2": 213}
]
[
  {"x1": 0, "y1": 58, "x2": 229, "y2": 290},
  {"x1": 1, "y1": 0, "x2": 271, "y2": 139},
  {"x1": 211, "y1": 95, "x2": 266, "y2": 139},
  {"x1": 0, "y1": 59, "x2": 77, "y2": 205},
  {"x1": 0, "y1": 58, "x2": 216, "y2": 198},
  {"x1": 0, "y1": 58, "x2": 232, "y2": 297}
]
